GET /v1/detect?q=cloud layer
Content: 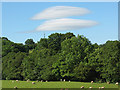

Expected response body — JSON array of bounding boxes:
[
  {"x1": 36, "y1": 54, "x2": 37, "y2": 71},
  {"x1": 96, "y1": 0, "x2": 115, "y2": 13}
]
[
  {"x1": 35, "y1": 18, "x2": 98, "y2": 31},
  {"x1": 31, "y1": 6, "x2": 90, "y2": 20}
]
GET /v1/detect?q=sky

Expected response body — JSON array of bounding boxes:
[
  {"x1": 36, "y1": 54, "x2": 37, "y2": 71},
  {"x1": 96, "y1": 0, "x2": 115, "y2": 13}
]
[{"x1": 2, "y1": 2, "x2": 118, "y2": 44}]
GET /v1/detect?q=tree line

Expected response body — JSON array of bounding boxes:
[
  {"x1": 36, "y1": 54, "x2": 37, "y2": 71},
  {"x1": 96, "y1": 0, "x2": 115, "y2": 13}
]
[{"x1": 1, "y1": 32, "x2": 120, "y2": 83}]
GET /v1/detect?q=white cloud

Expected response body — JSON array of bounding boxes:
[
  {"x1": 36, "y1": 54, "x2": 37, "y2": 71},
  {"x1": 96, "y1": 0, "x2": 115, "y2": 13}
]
[
  {"x1": 31, "y1": 6, "x2": 90, "y2": 20},
  {"x1": 35, "y1": 18, "x2": 98, "y2": 31}
]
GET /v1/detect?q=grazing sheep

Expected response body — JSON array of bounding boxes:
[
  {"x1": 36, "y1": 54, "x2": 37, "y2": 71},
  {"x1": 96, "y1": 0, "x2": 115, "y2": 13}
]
[
  {"x1": 41, "y1": 80, "x2": 43, "y2": 82},
  {"x1": 16, "y1": 80, "x2": 19, "y2": 82},
  {"x1": 107, "y1": 82, "x2": 110, "y2": 84},
  {"x1": 89, "y1": 87, "x2": 93, "y2": 88},
  {"x1": 115, "y1": 82, "x2": 118, "y2": 85},
  {"x1": 69, "y1": 80, "x2": 70, "y2": 82},
  {"x1": 99, "y1": 87, "x2": 105, "y2": 89},
  {"x1": 91, "y1": 81, "x2": 93, "y2": 84},
  {"x1": 81, "y1": 86, "x2": 84, "y2": 89},
  {"x1": 36, "y1": 80, "x2": 39, "y2": 82},
  {"x1": 101, "y1": 87, "x2": 105, "y2": 89},
  {"x1": 14, "y1": 86, "x2": 17, "y2": 89},
  {"x1": 27, "y1": 79, "x2": 30, "y2": 82},
  {"x1": 32, "y1": 82, "x2": 35, "y2": 84},
  {"x1": 46, "y1": 80, "x2": 48, "y2": 82},
  {"x1": 64, "y1": 79, "x2": 65, "y2": 82}
]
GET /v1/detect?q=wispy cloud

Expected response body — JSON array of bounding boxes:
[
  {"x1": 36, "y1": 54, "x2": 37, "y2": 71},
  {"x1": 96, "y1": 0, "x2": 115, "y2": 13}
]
[
  {"x1": 35, "y1": 18, "x2": 98, "y2": 31},
  {"x1": 31, "y1": 6, "x2": 90, "y2": 20}
]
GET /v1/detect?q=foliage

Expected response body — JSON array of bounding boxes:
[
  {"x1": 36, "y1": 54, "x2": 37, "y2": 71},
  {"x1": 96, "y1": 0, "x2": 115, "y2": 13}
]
[{"x1": 2, "y1": 33, "x2": 120, "y2": 83}]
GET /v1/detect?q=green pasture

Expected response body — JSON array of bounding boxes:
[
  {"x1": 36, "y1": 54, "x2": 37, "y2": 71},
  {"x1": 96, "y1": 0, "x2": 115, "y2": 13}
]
[{"x1": 1, "y1": 80, "x2": 119, "y2": 89}]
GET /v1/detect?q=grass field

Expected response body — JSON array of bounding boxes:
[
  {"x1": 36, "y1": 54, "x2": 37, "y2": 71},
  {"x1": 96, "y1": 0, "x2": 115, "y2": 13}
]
[{"x1": 1, "y1": 80, "x2": 119, "y2": 90}]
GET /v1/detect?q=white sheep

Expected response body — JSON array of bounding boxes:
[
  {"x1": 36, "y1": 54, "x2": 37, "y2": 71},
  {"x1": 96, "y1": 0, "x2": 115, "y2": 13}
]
[
  {"x1": 32, "y1": 82, "x2": 35, "y2": 84},
  {"x1": 69, "y1": 80, "x2": 70, "y2": 82},
  {"x1": 115, "y1": 82, "x2": 118, "y2": 85},
  {"x1": 91, "y1": 81, "x2": 93, "y2": 84},
  {"x1": 41, "y1": 80, "x2": 43, "y2": 82},
  {"x1": 36, "y1": 80, "x2": 39, "y2": 82},
  {"x1": 46, "y1": 80, "x2": 48, "y2": 82},
  {"x1": 64, "y1": 79, "x2": 65, "y2": 82},
  {"x1": 81, "y1": 86, "x2": 84, "y2": 88},
  {"x1": 27, "y1": 79, "x2": 30, "y2": 82},
  {"x1": 16, "y1": 80, "x2": 19, "y2": 82},
  {"x1": 89, "y1": 87, "x2": 93, "y2": 88},
  {"x1": 101, "y1": 87, "x2": 105, "y2": 89},
  {"x1": 14, "y1": 86, "x2": 17, "y2": 89}
]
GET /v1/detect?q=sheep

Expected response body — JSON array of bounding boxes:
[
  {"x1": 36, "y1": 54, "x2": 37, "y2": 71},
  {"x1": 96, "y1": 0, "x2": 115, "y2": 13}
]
[
  {"x1": 99, "y1": 87, "x2": 105, "y2": 89},
  {"x1": 89, "y1": 87, "x2": 93, "y2": 88},
  {"x1": 27, "y1": 79, "x2": 30, "y2": 82},
  {"x1": 46, "y1": 80, "x2": 48, "y2": 82},
  {"x1": 16, "y1": 80, "x2": 19, "y2": 82},
  {"x1": 91, "y1": 81, "x2": 93, "y2": 84},
  {"x1": 32, "y1": 82, "x2": 35, "y2": 84},
  {"x1": 69, "y1": 80, "x2": 70, "y2": 82},
  {"x1": 36, "y1": 80, "x2": 39, "y2": 82},
  {"x1": 41, "y1": 80, "x2": 43, "y2": 82},
  {"x1": 115, "y1": 82, "x2": 118, "y2": 85},
  {"x1": 64, "y1": 79, "x2": 65, "y2": 82},
  {"x1": 107, "y1": 82, "x2": 110, "y2": 84},
  {"x1": 14, "y1": 86, "x2": 17, "y2": 89},
  {"x1": 81, "y1": 86, "x2": 84, "y2": 89},
  {"x1": 101, "y1": 87, "x2": 105, "y2": 89}
]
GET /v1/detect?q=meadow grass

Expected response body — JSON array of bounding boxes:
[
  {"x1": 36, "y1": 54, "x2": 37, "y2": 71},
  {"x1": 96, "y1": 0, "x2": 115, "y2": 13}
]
[{"x1": 2, "y1": 80, "x2": 119, "y2": 89}]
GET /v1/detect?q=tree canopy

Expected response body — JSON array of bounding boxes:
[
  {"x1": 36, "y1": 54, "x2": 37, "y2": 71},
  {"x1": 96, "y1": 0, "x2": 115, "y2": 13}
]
[{"x1": 2, "y1": 32, "x2": 120, "y2": 83}]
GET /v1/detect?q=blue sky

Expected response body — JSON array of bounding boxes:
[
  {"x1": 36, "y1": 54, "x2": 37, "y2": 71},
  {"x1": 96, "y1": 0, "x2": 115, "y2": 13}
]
[{"x1": 2, "y1": 2, "x2": 118, "y2": 44}]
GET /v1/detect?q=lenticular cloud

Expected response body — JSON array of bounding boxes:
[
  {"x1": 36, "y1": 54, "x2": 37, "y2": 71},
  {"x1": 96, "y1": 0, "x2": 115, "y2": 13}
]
[
  {"x1": 31, "y1": 6, "x2": 90, "y2": 20},
  {"x1": 35, "y1": 18, "x2": 98, "y2": 31},
  {"x1": 27, "y1": 6, "x2": 98, "y2": 32}
]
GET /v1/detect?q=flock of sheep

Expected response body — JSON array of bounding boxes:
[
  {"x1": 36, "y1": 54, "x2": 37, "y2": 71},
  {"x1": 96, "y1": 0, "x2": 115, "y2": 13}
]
[{"x1": 13, "y1": 79, "x2": 119, "y2": 89}]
